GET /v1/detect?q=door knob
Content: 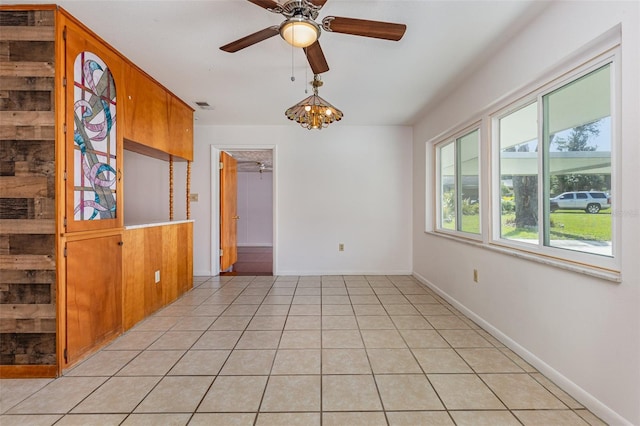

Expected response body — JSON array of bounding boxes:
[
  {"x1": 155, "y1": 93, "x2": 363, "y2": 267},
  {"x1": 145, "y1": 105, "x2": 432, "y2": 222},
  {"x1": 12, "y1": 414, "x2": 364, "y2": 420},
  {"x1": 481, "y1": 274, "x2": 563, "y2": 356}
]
[{"x1": 232, "y1": 215, "x2": 240, "y2": 219}]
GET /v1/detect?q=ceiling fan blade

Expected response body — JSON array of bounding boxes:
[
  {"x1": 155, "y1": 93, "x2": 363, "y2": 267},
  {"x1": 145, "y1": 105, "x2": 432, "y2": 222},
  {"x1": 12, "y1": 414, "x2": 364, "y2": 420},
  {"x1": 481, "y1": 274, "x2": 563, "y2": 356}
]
[
  {"x1": 247, "y1": 0, "x2": 280, "y2": 11},
  {"x1": 322, "y1": 16, "x2": 406, "y2": 41},
  {"x1": 309, "y1": 0, "x2": 329, "y2": 8},
  {"x1": 220, "y1": 26, "x2": 279, "y2": 52},
  {"x1": 304, "y1": 41, "x2": 330, "y2": 74}
]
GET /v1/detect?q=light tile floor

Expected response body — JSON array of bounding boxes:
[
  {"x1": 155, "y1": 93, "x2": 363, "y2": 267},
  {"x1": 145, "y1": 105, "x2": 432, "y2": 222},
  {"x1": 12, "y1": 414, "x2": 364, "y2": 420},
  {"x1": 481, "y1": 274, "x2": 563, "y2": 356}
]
[{"x1": 0, "y1": 275, "x2": 607, "y2": 426}]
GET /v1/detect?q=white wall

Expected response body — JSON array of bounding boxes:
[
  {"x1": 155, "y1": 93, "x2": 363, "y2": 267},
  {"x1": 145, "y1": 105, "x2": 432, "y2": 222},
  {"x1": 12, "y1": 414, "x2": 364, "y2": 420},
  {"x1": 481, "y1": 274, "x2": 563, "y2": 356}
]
[
  {"x1": 236, "y1": 171, "x2": 273, "y2": 246},
  {"x1": 123, "y1": 150, "x2": 187, "y2": 225},
  {"x1": 191, "y1": 125, "x2": 413, "y2": 276},
  {"x1": 412, "y1": 2, "x2": 639, "y2": 425}
]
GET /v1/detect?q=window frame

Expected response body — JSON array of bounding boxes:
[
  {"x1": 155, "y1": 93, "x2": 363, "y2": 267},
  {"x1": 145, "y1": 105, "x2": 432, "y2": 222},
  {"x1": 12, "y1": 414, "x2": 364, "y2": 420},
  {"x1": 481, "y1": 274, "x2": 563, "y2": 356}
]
[
  {"x1": 425, "y1": 28, "x2": 622, "y2": 279},
  {"x1": 489, "y1": 50, "x2": 620, "y2": 272},
  {"x1": 434, "y1": 123, "x2": 482, "y2": 240}
]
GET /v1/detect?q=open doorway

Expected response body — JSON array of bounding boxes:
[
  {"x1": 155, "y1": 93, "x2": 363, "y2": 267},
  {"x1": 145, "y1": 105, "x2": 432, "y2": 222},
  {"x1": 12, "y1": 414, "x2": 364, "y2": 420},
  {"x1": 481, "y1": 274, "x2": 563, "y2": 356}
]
[{"x1": 211, "y1": 146, "x2": 275, "y2": 276}]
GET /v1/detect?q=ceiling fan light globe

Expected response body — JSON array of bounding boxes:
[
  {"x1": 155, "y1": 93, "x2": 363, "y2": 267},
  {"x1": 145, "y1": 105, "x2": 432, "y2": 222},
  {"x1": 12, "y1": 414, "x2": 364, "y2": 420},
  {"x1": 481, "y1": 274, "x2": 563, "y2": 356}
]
[{"x1": 280, "y1": 18, "x2": 320, "y2": 48}]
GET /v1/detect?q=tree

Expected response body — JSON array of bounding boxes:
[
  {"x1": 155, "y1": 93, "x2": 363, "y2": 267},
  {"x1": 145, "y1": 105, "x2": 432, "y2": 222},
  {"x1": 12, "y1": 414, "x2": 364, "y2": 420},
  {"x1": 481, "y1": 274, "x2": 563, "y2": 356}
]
[
  {"x1": 550, "y1": 122, "x2": 606, "y2": 195},
  {"x1": 511, "y1": 143, "x2": 538, "y2": 228},
  {"x1": 553, "y1": 123, "x2": 599, "y2": 152}
]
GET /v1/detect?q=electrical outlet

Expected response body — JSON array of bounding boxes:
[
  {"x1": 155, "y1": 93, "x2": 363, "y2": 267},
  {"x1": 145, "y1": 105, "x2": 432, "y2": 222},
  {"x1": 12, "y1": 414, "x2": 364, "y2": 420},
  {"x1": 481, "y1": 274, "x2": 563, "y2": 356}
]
[
  {"x1": 155, "y1": 270, "x2": 160, "y2": 283},
  {"x1": 339, "y1": 243, "x2": 344, "y2": 252},
  {"x1": 473, "y1": 269, "x2": 478, "y2": 283}
]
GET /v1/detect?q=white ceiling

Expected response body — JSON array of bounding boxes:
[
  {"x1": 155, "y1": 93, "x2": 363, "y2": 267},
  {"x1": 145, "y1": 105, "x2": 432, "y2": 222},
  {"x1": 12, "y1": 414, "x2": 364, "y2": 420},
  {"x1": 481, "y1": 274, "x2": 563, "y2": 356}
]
[{"x1": 11, "y1": 0, "x2": 546, "y2": 126}]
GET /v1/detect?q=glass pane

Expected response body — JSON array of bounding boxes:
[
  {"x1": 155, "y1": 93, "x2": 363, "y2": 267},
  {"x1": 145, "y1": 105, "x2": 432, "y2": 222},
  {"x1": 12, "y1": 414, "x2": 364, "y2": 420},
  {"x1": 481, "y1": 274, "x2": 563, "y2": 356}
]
[
  {"x1": 458, "y1": 130, "x2": 480, "y2": 234},
  {"x1": 439, "y1": 142, "x2": 455, "y2": 230},
  {"x1": 73, "y1": 51, "x2": 117, "y2": 221},
  {"x1": 544, "y1": 64, "x2": 612, "y2": 257},
  {"x1": 499, "y1": 102, "x2": 539, "y2": 243}
]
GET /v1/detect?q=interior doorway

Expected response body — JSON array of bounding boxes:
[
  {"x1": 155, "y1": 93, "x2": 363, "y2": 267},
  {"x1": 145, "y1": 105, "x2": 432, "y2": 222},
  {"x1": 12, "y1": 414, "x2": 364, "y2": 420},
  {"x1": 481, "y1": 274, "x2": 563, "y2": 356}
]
[{"x1": 211, "y1": 146, "x2": 275, "y2": 276}]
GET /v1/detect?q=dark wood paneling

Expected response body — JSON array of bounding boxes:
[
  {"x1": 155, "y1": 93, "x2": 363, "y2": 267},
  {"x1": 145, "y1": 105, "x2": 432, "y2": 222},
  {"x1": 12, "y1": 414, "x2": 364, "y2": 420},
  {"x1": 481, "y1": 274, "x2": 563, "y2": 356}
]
[
  {"x1": 7, "y1": 41, "x2": 54, "y2": 62},
  {"x1": 0, "y1": 283, "x2": 51, "y2": 304},
  {"x1": 0, "y1": 90, "x2": 52, "y2": 111},
  {"x1": 0, "y1": 8, "x2": 55, "y2": 368},
  {"x1": 0, "y1": 198, "x2": 30, "y2": 218},
  {"x1": 0, "y1": 332, "x2": 55, "y2": 364}
]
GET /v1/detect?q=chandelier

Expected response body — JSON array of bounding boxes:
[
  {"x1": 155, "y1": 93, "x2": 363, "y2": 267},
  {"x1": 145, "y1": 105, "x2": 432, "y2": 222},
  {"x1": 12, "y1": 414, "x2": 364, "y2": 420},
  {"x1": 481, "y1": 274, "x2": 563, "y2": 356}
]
[{"x1": 285, "y1": 74, "x2": 343, "y2": 130}]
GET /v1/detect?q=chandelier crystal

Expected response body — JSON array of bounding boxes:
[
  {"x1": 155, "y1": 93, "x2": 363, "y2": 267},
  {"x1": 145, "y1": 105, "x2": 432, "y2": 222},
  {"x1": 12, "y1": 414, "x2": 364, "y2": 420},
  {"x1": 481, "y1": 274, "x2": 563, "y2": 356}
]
[{"x1": 285, "y1": 75, "x2": 343, "y2": 130}]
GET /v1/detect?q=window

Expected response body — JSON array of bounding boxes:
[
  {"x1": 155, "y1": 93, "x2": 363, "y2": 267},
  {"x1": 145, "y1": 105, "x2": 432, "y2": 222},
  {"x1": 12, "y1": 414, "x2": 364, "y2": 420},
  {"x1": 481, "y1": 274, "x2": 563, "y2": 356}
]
[
  {"x1": 543, "y1": 64, "x2": 612, "y2": 257},
  {"x1": 436, "y1": 128, "x2": 480, "y2": 235},
  {"x1": 495, "y1": 61, "x2": 614, "y2": 259},
  {"x1": 428, "y1": 36, "x2": 619, "y2": 275},
  {"x1": 498, "y1": 102, "x2": 539, "y2": 243}
]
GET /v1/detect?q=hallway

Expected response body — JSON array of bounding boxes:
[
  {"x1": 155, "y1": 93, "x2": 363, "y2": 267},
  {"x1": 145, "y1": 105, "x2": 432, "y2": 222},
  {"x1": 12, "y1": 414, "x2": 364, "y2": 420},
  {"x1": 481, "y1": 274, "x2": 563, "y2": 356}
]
[{"x1": 0, "y1": 275, "x2": 604, "y2": 425}]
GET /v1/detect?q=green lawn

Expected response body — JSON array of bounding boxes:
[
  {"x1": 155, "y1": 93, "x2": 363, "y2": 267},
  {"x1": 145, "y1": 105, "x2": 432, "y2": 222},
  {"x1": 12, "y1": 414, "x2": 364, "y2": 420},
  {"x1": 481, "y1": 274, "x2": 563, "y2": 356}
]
[
  {"x1": 502, "y1": 210, "x2": 611, "y2": 241},
  {"x1": 441, "y1": 214, "x2": 480, "y2": 234},
  {"x1": 443, "y1": 210, "x2": 611, "y2": 242}
]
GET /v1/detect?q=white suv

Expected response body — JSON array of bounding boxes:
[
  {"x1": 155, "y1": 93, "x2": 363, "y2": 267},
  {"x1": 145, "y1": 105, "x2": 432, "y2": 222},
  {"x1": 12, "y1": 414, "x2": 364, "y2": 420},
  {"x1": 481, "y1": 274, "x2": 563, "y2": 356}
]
[{"x1": 550, "y1": 191, "x2": 611, "y2": 214}]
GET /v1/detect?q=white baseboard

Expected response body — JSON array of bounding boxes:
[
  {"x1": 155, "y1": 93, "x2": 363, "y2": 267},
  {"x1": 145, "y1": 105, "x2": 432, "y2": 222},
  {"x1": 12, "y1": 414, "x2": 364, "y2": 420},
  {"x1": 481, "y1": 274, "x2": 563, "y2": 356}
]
[{"x1": 412, "y1": 271, "x2": 632, "y2": 426}]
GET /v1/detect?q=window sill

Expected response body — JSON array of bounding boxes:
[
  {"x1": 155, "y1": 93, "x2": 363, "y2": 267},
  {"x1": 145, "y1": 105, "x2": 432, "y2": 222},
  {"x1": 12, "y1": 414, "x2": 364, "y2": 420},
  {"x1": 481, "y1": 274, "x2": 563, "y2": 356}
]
[{"x1": 426, "y1": 230, "x2": 621, "y2": 283}]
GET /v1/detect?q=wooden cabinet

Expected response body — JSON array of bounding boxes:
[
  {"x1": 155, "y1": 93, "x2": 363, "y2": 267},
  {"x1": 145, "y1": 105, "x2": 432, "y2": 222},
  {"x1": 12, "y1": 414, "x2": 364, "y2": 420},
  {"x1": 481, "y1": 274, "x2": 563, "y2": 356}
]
[
  {"x1": 1, "y1": 5, "x2": 194, "y2": 377},
  {"x1": 64, "y1": 21, "x2": 124, "y2": 233},
  {"x1": 123, "y1": 64, "x2": 169, "y2": 152},
  {"x1": 123, "y1": 64, "x2": 193, "y2": 161},
  {"x1": 122, "y1": 222, "x2": 193, "y2": 330},
  {"x1": 65, "y1": 233, "x2": 122, "y2": 365},
  {"x1": 168, "y1": 94, "x2": 194, "y2": 161}
]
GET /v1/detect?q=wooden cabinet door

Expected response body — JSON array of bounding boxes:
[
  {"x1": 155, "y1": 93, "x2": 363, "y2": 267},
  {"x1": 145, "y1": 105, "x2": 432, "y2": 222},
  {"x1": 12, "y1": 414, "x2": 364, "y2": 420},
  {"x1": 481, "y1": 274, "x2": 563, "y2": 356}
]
[
  {"x1": 64, "y1": 24, "x2": 124, "y2": 233},
  {"x1": 65, "y1": 234, "x2": 122, "y2": 366},
  {"x1": 123, "y1": 64, "x2": 169, "y2": 151},
  {"x1": 168, "y1": 94, "x2": 193, "y2": 161}
]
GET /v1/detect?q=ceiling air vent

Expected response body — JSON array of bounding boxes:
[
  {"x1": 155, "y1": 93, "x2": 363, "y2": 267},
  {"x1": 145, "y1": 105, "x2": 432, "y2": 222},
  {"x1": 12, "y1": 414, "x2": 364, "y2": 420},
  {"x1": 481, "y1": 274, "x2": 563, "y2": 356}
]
[{"x1": 195, "y1": 101, "x2": 214, "y2": 110}]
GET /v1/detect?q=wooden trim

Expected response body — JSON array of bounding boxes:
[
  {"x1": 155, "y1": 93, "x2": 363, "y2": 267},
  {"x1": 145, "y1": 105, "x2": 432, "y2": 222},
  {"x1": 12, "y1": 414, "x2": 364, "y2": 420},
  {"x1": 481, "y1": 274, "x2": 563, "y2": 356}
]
[
  {"x1": 63, "y1": 227, "x2": 124, "y2": 243},
  {"x1": 54, "y1": 7, "x2": 66, "y2": 376},
  {"x1": 124, "y1": 139, "x2": 190, "y2": 162},
  {"x1": 0, "y1": 4, "x2": 57, "y2": 11},
  {"x1": 0, "y1": 364, "x2": 57, "y2": 379}
]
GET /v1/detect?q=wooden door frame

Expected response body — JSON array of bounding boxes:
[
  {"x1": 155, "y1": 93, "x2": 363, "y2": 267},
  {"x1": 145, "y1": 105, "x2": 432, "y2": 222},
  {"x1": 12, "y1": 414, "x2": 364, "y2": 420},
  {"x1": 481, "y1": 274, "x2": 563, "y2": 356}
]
[{"x1": 210, "y1": 145, "x2": 277, "y2": 276}]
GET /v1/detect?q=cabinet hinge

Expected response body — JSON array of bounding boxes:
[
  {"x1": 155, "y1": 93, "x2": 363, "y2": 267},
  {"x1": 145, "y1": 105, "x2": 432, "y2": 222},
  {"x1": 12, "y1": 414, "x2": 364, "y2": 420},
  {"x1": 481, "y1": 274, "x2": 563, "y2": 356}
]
[
  {"x1": 63, "y1": 348, "x2": 68, "y2": 362},
  {"x1": 220, "y1": 249, "x2": 224, "y2": 257},
  {"x1": 63, "y1": 171, "x2": 67, "y2": 181},
  {"x1": 62, "y1": 77, "x2": 67, "y2": 87},
  {"x1": 63, "y1": 246, "x2": 67, "y2": 257},
  {"x1": 62, "y1": 27, "x2": 67, "y2": 41},
  {"x1": 63, "y1": 217, "x2": 67, "y2": 227},
  {"x1": 63, "y1": 123, "x2": 67, "y2": 134},
  {"x1": 219, "y1": 162, "x2": 224, "y2": 170}
]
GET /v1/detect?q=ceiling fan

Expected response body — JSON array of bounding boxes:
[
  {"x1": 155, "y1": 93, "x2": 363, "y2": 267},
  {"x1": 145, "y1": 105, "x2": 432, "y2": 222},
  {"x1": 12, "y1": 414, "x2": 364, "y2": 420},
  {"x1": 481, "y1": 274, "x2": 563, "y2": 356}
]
[
  {"x1": 237, "y1": 160, "x2": 273, "y2": 173},
  {"x1": 219, "y1": 0, "x2": 407, "y2": 74}
]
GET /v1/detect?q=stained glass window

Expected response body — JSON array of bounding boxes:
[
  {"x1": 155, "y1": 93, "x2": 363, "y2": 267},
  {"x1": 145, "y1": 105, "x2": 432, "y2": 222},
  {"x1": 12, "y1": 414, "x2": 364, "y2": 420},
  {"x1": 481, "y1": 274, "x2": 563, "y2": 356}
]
[{"x1": 73, "y1": 51, "x2": 117, "y2": 221}]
